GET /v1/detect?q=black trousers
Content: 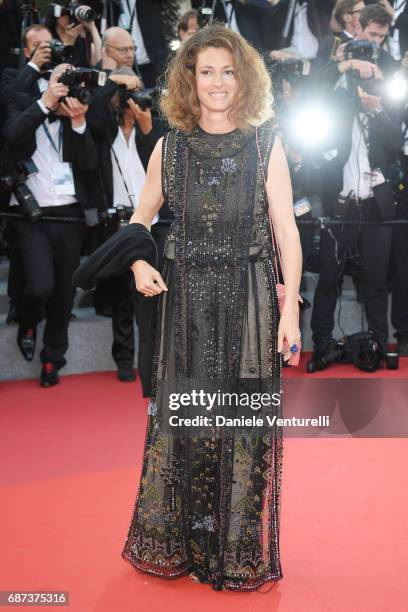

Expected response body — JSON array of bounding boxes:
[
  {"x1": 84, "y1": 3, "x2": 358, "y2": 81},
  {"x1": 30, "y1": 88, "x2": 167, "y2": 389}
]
[
  {"x1": 96, "y1": 221, "x2": 171, "y2": 375},
  {"x1": 390, "y1": 201, "x2": 408, "y2": 340},
  {"x1": 310, "y1": 199, "x2": 392, "y2": 352},
  {"x1": 13, "y1": 204, "x2": 86, "y2": 368}
]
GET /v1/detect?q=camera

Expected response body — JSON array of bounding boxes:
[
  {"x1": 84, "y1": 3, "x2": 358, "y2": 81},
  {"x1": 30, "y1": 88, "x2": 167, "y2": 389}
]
[
  {"x1": 0, "y1": 161, "x2": 42, "y2": 222},
  {"x1": 101, "y1": 205, "x2": 133, "y2": 230},
  {"x1": 197, "y1": 6, "x2": 213, "y2": 27},
  {"x1": 344, "y1": 39, "x2": 380, "y2": 64},
  {"x1": 118, "y1": 87, "x2": 160, "y2": 112},
  {"x1": 51, "y1": 0, "x2": 96, "y2": 23},
  {"x1": 266, "y1": 57, "x2": 310, "y2": 96},
  {"x1": 58, "y1": 67, "x2": 107, "y2": 104},
  {"x1": 41, "y1": 38, "x2": 79, "y2": 69},
  {"x1": 306, "y1": 338, "x2": 352, "y2": 373}
]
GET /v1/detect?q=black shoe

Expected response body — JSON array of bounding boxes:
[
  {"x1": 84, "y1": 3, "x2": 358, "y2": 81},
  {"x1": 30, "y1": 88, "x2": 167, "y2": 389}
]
[
  {"x1": 397, "y1": 337, "x2": 408, "y2": 356},
  {"x1": 118, "y1": 367, "x2": 136, "y2": 382},
  {"x1": 40, "y1": 362, "x2": 60, "y2": 387},
  {"x1": 17, "y1": 325, "x2": 37, "y2": 361}
]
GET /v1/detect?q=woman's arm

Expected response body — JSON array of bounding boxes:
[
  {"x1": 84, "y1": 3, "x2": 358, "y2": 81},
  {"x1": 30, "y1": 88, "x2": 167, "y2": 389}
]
[
  {"x1": 85, "y1": 21, "x2": 102, "y2": 66},
  {"x1": 266, "y1": 135, "x2": 303, "y2": 357},
  {"x1": 130, "y1": 137, "x2": 164, "y2": 229},
  {"x1": 130, "y1": 137, "x2": 167, "y2": 297}
]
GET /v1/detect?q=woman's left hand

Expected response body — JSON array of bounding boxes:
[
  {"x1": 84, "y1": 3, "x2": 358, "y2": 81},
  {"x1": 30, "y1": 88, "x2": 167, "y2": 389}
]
[
  {"x1": 277, "y1": 305, "x2": 301, "y2": 363},
  {"x1": 63, "y1": 23, "x2": 85, "y2": 44}
]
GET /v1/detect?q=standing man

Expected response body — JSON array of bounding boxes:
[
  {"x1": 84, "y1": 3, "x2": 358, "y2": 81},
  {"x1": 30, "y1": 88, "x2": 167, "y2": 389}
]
[
  {"x1": 3, "y1": 63, "x2": 98, "y2": 386},
  {"x1": 116, "y1": 0, "x2": 171, "y2": 87},
  {"x1": 86, "y1": 66, "x2": 166, "y2": 384}
]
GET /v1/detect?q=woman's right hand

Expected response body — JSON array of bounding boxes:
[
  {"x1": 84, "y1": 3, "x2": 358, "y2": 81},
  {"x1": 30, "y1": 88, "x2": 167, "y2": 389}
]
[{"x1": 131, "y1": 260, "x2": 168, "y2": 297}]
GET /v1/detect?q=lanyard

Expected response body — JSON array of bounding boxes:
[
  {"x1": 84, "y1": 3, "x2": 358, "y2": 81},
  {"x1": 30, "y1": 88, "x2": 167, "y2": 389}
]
[
  {"x1": 221, "y1": 0, "x2": 234, "y2": 29},
  {"x1": 111, "y1": 138, "x2": 135, "y2": 208},
  {"x1": 124, "y1": 0, "x2": 137, "y2": 34},
  {"x1": 42, "y1": 122, "x2": 63, "y2": 160}
]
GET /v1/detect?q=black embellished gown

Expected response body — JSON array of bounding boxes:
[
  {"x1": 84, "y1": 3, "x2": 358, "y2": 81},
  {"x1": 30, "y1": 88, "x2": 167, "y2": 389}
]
[{"x1": 122, "y1": 121, "x2": 283, "y2": 591}]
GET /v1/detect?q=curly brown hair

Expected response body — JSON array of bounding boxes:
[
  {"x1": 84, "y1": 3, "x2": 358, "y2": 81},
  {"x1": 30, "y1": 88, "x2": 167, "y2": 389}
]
[{"x1": 160, "y1": 24, "x2": 273, "y2": 132}]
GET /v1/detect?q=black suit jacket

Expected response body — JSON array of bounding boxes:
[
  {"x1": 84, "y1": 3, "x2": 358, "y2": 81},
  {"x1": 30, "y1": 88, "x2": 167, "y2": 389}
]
[
  {"x1": 86, "y1": 82, "x2": 163, "y2": 213},
  {"x1": 3, "y1": 89, "x2": 99, "y2": 223},
  {"x1": 0, "y1": 63, "x2": 41, "y2": 107},
  {"x1": 394, "y1": 2, "x2": 408, "y2": 57},
  {"x1": 111, "y1": 0, "x2": 169, "y2": 72},
  {"x1": 313, "y1": 34, "x2": 399, "y2": 92},
  {"x1": 316, "y1": 87, "x2": 402, "y2": 216},
  {"x1": 193, "y1": 0, "x2": 282, "y2": 51}
]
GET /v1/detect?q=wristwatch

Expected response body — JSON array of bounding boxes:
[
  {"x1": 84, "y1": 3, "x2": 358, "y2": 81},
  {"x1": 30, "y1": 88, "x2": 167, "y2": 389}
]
[{"x1": 367, "y1": 105, "x2": 383, "y2": 118}]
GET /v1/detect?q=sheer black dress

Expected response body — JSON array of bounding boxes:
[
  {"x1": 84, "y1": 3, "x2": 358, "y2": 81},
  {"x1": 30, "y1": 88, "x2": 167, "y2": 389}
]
[{"x1": 122, "y1": 120, "x2": 283, "y2": 591}]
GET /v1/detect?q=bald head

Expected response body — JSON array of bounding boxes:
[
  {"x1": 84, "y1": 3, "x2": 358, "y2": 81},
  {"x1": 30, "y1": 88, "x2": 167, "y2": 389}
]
[{"x1": 102, "y1": 27, "x2": 135, "y2": 68}]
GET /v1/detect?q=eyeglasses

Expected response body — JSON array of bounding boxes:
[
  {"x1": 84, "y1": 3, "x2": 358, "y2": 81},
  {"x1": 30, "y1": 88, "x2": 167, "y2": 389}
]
[{"x1": 105, "y1": 43, "x2": 137, "y2": 54}]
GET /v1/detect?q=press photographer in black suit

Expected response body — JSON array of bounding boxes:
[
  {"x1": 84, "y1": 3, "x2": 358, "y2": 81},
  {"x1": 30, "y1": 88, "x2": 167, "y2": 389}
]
[
  {"x1": 0, "y1": 25, "x2": 53, "y2": 108},
  {"x1": 3, "y1": 63, "x2": 98, "y2": 386},
  {"x1": 308, "y1": 6, "x2": 402, "y2": 367},
  {"x1": 86, "y1": 68, "x2": 166, "y2": 384},
  {"x1": 313, "y1": 2, "x2": 397, "y2": 90},
  {"x1": 0, "y1": 25, "x2": 54, "y2": 327}
]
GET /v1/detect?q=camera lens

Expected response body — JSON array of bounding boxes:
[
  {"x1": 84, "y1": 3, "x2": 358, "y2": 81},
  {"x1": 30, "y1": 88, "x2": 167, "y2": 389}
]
[
  {"x1": 14, "y1": 184, "x2": 42, "y2": 223},
  {"x1": 73, "y1": 5, "x2": 95, "y2": 22}
]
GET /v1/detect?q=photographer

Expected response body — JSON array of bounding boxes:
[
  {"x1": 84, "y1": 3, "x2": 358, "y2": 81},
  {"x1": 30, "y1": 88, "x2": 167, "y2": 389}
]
[
  {"x1": 313, "y1": 0, "x2": 367, "y2": 88},
  {"x1": 0, "y1": 25, "x2": 54, "y2": 109},
  {"x1": 307, "y1": 12, "x2": 402, "y2": 368},
  {"x1": 86, "y1": 68, "x2": 165, "y2": 383},
  {"x1": 268, "y1": 0, "x2": 334, "y2": 62},
  {"x1": 314, "y1": 3, "x2": 397, "y2": 90},
  {"x1": 44, "y1": 1, "x2": 102, "y2": 67},
  {"x1": 3, "y1": 63, "x2": 98, "y2": 386}
]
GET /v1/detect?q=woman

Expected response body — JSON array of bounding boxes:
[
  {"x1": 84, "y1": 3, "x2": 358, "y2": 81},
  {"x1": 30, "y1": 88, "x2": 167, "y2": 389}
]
[
  {"x1": 44, "y1": 8, "x2": 102, "y2": 67},
  {"x1": 121, "y1": 24, "x2": 302, "y2": 591}
]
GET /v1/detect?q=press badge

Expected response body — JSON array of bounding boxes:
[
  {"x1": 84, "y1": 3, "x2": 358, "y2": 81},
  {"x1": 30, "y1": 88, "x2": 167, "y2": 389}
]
[{"x1": 52, "y1": 162, "x2": 75, "y2": 195}]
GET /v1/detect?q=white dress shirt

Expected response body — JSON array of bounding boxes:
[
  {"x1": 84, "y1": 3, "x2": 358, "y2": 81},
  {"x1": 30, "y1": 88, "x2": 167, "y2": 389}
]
[
  {"x1": 221, "y1": 0, "x2": 241, "y2": 34},
  {"x1": 291, "y1": 1, "x2": 319, "y2": 60},
  {"x1": 389, "y1": 0, "x2": 406, "y2": 60},
  {"x1": 340, "y1": 114, "x2": 373, "y2": 201},
  {"x1": 119, "y1": 0, "x2": 150, "y2": 65},
  {"x1": 10, "y1": 78, "x2": 86, "y2": 207},
  {"x1": 111, "y1": 126, "x2": 158, "y2": 224}
]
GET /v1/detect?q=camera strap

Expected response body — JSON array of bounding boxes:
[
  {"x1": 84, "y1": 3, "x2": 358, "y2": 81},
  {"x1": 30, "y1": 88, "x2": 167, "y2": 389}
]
[
  {"x1": 124, "y1": 0, "x2": 137, "y2": 35},
  {"x1": 110, "y1": 141, "x2": 134, "y2": 209},
  {"x1": 42, "y1": 122, "x2": 63, "y2": 161}
]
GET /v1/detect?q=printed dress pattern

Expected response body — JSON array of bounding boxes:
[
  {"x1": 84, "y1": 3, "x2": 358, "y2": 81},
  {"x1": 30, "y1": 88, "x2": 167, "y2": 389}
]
[{"x1": 122, "y1": 121, "x2": 283, "y2": 591}]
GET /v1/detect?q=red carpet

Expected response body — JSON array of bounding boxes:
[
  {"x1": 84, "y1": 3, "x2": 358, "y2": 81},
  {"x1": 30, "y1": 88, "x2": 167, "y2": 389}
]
[{"x1": 1, "y1": 362, "x2": 408, "y2": 611}]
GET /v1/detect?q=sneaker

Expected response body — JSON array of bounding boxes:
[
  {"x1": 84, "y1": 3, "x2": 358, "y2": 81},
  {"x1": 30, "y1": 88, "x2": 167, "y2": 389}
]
[
  {"x1": 40, "y1": 362, "x2": 60, "y2": 387},
  {"x1": 397, "y1": 337, "x2": 408, "y2": 357},
  {"x1": 118, "y1": 367, "x2": 136, "y2": 382}
]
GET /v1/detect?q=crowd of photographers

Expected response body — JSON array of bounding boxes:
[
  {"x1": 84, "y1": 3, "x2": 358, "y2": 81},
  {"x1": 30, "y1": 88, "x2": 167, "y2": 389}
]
[{"x1": 1, "y1": 0, "x2": 408, "y2": 385}]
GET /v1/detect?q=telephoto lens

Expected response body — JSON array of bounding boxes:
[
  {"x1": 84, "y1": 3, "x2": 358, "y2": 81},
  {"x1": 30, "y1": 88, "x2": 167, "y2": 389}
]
[
  {"x1": 14, "y1": 185, "x2": 42, "y2": 223},
  {"x1": 72, "y1": 3, "x2": 95, "y2": 22}
]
